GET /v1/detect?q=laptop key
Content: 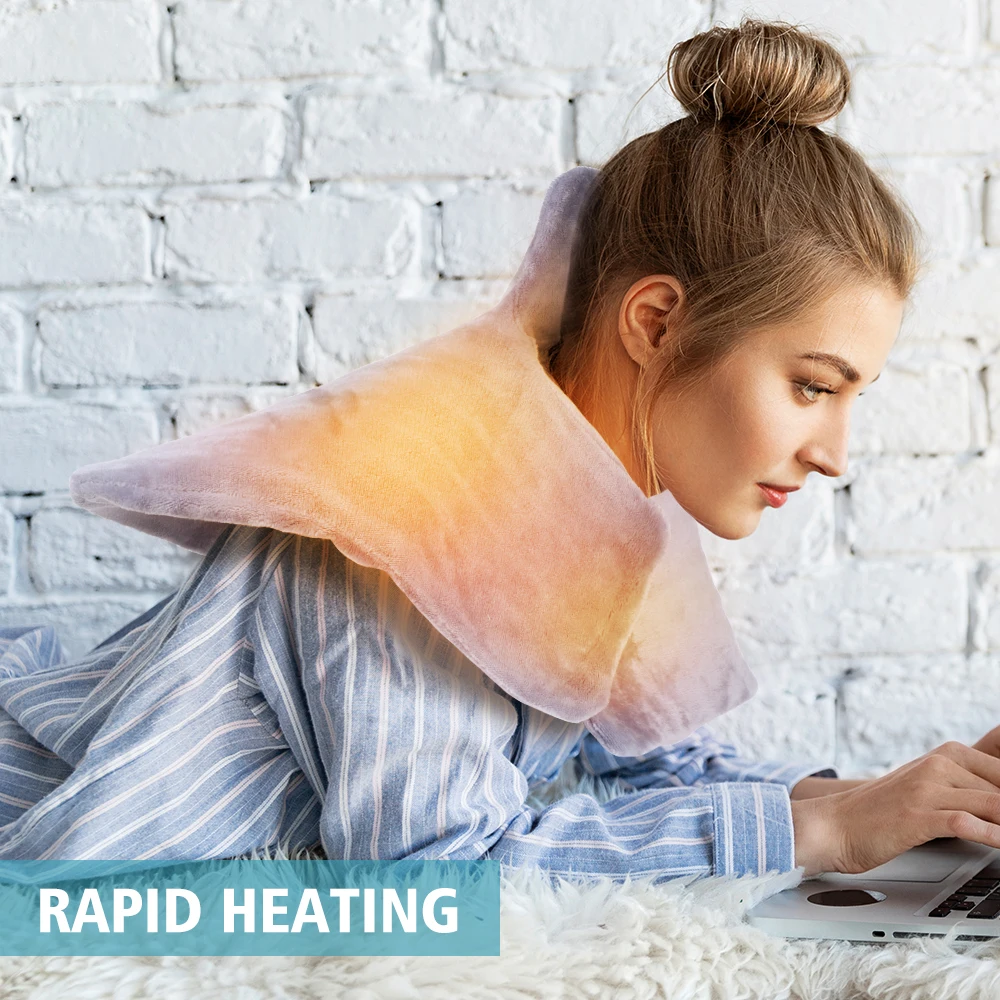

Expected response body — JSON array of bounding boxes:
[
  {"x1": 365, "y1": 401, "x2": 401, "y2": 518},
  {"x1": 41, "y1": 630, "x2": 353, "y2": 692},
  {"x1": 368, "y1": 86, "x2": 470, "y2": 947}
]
[
  {"x1": 948, "y1": 901, "x2": 976, "y2": 910},
  {"x1": 928, "y1": 906, "x2": 951, "y2": 917},
  {"x1": 967, "y1": 900, "x2": 1000, "y2": 919}
]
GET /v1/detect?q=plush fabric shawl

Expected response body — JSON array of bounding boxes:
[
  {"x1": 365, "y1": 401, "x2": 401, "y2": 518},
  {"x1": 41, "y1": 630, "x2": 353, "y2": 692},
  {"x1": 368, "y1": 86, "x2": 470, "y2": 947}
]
[{"x1": 67, "y1": 166, "x2": 756, "y2": 756}]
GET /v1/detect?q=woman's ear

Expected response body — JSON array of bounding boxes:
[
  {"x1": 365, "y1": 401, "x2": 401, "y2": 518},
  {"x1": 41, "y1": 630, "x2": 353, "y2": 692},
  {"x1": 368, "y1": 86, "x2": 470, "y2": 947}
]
[{"x1": 617, "y1": 276, "x2": 684, "y2": 367}]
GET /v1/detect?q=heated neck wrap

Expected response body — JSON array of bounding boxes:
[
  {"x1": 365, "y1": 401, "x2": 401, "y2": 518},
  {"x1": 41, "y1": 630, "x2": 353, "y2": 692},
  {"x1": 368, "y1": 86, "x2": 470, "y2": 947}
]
[{"x1": 68, "y1": 166, "x2": 756, "y2": 756}]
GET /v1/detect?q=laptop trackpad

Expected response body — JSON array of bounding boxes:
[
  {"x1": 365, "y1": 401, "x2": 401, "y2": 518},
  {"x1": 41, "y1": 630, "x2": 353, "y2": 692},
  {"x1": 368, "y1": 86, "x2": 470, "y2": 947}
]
[{"x1": 834, "y1": 839, "x2": 992, "y2": 883}]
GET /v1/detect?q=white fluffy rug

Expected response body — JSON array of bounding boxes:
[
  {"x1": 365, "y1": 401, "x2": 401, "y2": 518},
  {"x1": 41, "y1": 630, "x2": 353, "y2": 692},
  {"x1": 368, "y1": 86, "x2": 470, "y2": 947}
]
[{"x1": 3, "y1": 768, "x2": 1000, "y2": 1000}]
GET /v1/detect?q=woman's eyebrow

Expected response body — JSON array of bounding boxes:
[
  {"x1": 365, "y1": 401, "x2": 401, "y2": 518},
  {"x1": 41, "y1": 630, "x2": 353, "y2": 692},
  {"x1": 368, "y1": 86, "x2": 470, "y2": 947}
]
[{"x1": 799, "y1": 352, "x2": 860, "y2": 382}]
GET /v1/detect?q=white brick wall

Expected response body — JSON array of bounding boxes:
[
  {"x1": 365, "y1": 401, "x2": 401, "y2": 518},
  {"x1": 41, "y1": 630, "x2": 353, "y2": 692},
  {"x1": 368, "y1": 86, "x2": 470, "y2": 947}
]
[
  {"x1": 173, "y1": 0, "x2": 431, "y2": 79},
  {"x1": 0, "y1": 402, "x2": 159, "y2": 493},
  {"x1": 440, "y1": 184, "x2": 546, "y2": 278},
  {"x1": 0, "y1": 200, "x2": 150, "y2": 286},
  {"x1": 38, "y1": 297, "x2": 301, "y2": 387},
  {"x1": 301, "y1": 90, "x2": 563, "y2": 179},
  {"x1": 1, "y1": 0, "x2": 997, "y2": 777},
  {"x1": 26, "y1": 97, "x2": 288, "y2": 188},
  {"x1": 0, "y1": 1, "x2": 162, "y2": 86},
  {"x1": 311, "y1": 295, "x2": 496, "y2": 382},
  {"x1": 162, "y1": 193, "x2": 420, "y2": 282},
  {"x1": 442, "y1": 1, "x2": 706, "y2": 71},
  {"x1": 0, "y1": 305, "x2": 23, "y2": 392}
]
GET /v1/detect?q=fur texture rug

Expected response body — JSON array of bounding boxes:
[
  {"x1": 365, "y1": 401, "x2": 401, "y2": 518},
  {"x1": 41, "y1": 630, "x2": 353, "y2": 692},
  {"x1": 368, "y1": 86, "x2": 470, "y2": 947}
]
[{"x1": 2, "y1": 768, "x2": 1000, "y2": 1000}]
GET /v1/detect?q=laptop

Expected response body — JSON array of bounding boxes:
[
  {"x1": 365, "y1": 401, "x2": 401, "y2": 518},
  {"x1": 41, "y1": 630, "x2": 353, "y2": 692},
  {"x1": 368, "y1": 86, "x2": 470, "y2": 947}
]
[{"x1": 746, "y1": 838, "x2": 1000, "y2": 941}]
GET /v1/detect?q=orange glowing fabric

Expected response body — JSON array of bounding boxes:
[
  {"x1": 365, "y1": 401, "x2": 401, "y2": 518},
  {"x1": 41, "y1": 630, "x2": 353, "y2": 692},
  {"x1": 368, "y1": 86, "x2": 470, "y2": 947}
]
[{"x1": 67, "y1": 166, "x2": 756, "y2": 756}]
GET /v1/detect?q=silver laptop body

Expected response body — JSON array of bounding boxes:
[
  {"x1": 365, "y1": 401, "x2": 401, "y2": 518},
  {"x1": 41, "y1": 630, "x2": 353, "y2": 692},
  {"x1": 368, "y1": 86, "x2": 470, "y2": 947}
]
[{"x1": 747, "y1": 838, "x2": 1000, "y2": 942}]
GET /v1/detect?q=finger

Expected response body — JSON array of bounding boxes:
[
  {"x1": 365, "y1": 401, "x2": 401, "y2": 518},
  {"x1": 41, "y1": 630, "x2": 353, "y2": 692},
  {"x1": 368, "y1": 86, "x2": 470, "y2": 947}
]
[
  {"x1": 933, "y1": 809, "x2": 1000, "y2": 851},
  {"x1": 972, "y1": 725, "x2": 1000, "y2": 756},
  {"x1": 929, "y1": 742, "x2": 1000, "y2": 791},
  {"x1": 921, "y1": 752, "x2": 1000, "y2": 796}
]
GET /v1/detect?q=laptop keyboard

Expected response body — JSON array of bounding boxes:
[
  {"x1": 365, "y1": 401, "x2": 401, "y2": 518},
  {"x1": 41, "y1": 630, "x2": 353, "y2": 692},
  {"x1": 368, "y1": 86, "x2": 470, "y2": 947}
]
[{"x1": 929, "y1": 861, "x2": 1000, "y2": 918}]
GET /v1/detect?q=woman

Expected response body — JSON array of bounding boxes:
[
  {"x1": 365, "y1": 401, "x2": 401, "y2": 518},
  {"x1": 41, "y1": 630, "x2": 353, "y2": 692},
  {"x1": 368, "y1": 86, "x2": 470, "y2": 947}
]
[{"x1": 3, "y1": 18, "x2": 1000, "y2": 882}]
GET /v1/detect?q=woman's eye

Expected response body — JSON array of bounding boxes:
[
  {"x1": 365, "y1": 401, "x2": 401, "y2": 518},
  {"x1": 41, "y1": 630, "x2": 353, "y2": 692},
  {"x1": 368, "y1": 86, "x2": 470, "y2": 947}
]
[{"x1": 795, "y1": 382, "x2": 835, "y2": 403}]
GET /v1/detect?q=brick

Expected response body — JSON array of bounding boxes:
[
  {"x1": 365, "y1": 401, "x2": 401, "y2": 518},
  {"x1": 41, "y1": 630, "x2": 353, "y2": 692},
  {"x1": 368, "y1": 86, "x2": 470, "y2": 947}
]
[
  {"x1": 988, "y1": 0, "x2": 1000, "y2": 44},
  {"x1": 174, "y1": 0, "x2": 429, "y2": 80},
  {"x1": 575, "y1": 86, "x2": 686, "y2": 167},
  {"x1": 0, "y1": 113, "x2": 10, "y2": 182},
  {"x1": 851, "y1": 453, "x2": 1000, "y2": 553},
  {"x1": 0, "y1": 507, "x2": 11, "y2": 592},
  {"x1": 0, "y1": 304, "x2": 23, "y2": 392},
  {"x1": 736, "y1": 654, "x2": 848, "y2": 695},
  {"x1": 849, "y1": 341, "x2": 973, "y2": 455},
  {"x1": 29, "y1": 506, "x2": 202, "y2": 593},
  {"x1": 164, "y1": 195, "x2": 417, "y2": 282},
  {"x1": 38, "y1": 298, "x2": 299, "y2": 388},
  {"x1": 311, "y1": 295, "x2": 497, "y2": 383},
  {"x1": 841, "y1": 655, "x2": 1000, "y2": 769},
  {"x1": 881, "y1": 161, "x2": 972, "y2": 258},
  {"x1": 900, "y1": 255, "x2": 1000, "y2": 342},
  {"x1": 25, "y1": 101, "x2": 285, "y2": 188},
  {"x1": 173, "y1": 387, "x2": 301, "y2": 438},
  {"x1": 843, "y1": 65, "x2": 1000, "y2": 157},
  {"x1": 0, "y1": 402, "x2": 158, "y2": 493},
  {"x1": 708, "y1": 681, "x2": 837, "y2": 766},
  {"x1": 441, "y1": 186, "x2": 545, "y2": 278},
  {"x1": 0, "y1": 597, "x2": 169, "y2": 663},
  {"x1": 444, "y1": 0, "x2": 706, "y2": 71},
  {"x1": 984, "y1": 174, "x2": 1000, "y2": 248},
  {"x1": 989, "y1": 362, "x2": 1000, "y2": 446},
  {"x1": 0, "y1": 200, "x2": 149, "y2": 287},
  {"x1": 700, "y1": 476, "x2": 835, "y2": 569},
  {"x1": 716, "y1": 0, "x2": 969, "y2": 57},
  {"x1": 715, "y1": 557, "x2": 967, "y2": 657},
  {"x1": 0, "y1": 0, "x2": 160, "y2": 85},
  {"x1": 302, "y1": 91, "x2": 561, "y2": 179},
  {"x1": 978, "y1": 560, "x2": 1000, "y2": 652}
]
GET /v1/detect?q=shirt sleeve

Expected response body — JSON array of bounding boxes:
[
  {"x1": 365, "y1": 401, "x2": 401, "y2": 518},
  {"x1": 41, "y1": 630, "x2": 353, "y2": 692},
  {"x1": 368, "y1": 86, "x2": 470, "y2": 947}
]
[
  {"x1": 485, "y1": 780, "x2": 798, "y2": 881},
  {"x1": 484, "y1": 727, "x2": 839, "y2": 882},
  {"x1": 573, "y1": 725, "x2": 838, "y2": 796}
]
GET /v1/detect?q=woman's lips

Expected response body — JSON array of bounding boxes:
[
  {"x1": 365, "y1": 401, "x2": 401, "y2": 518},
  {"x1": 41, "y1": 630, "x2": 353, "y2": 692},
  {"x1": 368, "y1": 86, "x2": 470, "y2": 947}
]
[{"x1": 757, "y1": 483, "x2": 799, "y2": 508}]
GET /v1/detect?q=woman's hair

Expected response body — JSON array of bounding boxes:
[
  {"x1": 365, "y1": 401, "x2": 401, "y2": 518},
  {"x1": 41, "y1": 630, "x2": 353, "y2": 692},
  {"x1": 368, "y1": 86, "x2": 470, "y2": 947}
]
[{"x1": 547, "y1": 17, "x2": 926, "y2": 498}]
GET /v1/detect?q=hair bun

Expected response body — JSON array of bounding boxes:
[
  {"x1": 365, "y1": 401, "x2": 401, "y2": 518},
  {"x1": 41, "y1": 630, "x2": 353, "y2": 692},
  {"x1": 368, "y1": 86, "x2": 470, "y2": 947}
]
[{"x1": 667, "y1": 18, "x2": 850, "y2": 128}]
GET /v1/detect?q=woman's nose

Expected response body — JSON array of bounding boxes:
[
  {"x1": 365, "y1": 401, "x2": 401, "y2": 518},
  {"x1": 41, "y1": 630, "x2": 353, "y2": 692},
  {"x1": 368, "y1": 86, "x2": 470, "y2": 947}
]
[{"x1": 798, "y1": 417, "x2": 850, "y2": 478}]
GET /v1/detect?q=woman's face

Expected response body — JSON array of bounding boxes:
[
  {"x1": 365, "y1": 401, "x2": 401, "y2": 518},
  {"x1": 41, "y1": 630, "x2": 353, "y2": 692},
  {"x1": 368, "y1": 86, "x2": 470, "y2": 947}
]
[{"x1": 624, "y1": 279, "x2": 905, "y2": 539}]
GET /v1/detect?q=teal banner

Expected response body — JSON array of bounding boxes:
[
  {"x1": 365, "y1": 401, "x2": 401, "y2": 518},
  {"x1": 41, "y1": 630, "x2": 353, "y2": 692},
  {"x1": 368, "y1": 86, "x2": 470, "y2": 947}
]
[{"x1": 0, "y1": 858, "x2": 500, "y2": 956}]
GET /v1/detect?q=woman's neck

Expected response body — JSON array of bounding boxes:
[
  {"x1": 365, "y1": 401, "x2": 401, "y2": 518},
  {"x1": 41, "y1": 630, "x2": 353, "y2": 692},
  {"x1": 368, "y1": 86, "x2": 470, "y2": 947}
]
[{"x1": 571, "y1": 358, "x2": 646, "y2": 491}]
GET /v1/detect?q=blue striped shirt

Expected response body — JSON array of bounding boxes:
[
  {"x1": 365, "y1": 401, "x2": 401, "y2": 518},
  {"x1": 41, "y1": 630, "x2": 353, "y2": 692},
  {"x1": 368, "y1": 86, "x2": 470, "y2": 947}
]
[{"x1": 0, "y1": 524, "x2": 834, "y2": 878}]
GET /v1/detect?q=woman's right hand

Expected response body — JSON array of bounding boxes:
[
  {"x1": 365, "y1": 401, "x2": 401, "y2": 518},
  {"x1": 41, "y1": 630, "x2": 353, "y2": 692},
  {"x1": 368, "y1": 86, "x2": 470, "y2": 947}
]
[{"x1": 791, "y1": 741, "x2": 1000, "y2": 876}]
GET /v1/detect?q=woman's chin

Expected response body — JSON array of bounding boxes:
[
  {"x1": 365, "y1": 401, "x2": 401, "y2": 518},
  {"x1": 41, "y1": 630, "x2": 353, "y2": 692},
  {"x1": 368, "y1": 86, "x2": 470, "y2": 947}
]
[
  {"x1": 691, "y1": 507, "x2": 763, "y2": 541},
  {"x1": 662, "y1": 487, "x2": 764, "y2": 540}
]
